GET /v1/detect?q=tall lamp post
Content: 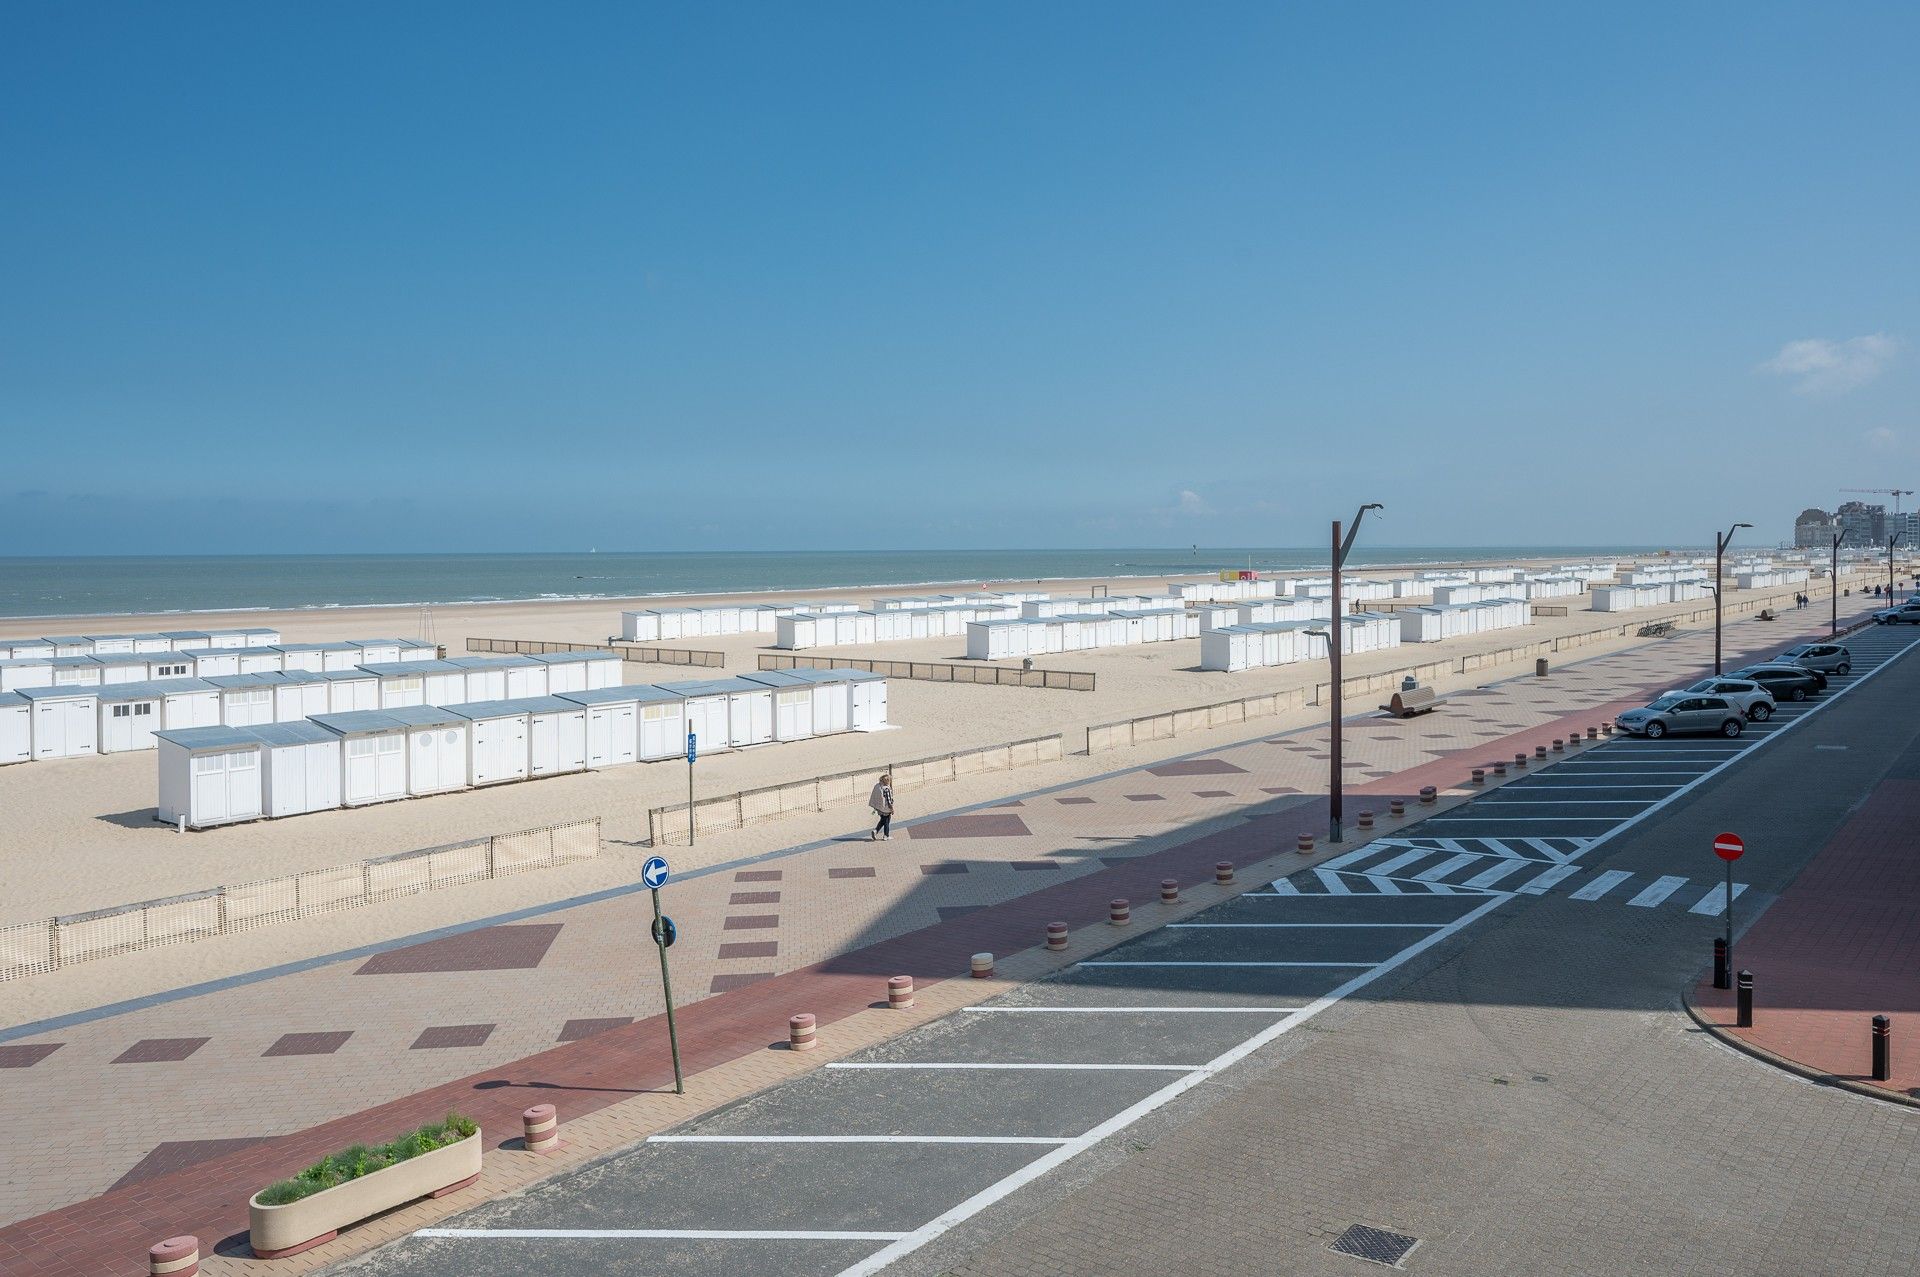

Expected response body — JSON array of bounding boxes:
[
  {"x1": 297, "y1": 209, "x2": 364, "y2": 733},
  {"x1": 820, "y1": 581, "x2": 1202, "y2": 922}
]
[
  {"x1": 1327, "y1": 503, "x2": 1383, "y2": 844},
  {"x1": 1889, "y1": 533, "x2": 1904, "y2": 602},
  {"x1": 1831, "y1": 530, "x2": 1842, "y2": 638},
  {"x1": 1713, "y1": 522, "x2": 1752, "y2": 676}
]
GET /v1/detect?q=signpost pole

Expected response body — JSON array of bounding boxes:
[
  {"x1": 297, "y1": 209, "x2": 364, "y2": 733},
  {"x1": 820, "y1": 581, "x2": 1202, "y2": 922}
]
[
  {"x1": 650, "y1": 884, "x2": 684, "y2": 1094},
  {"x1": 1724, "y1": 857, "x2": 1734, "y2": 970},
  {"x1": 686, "y1": 731, "x2": 697, "y2": 847},
  {"x1": 1713, "y1": 832, "x2": 1744, "y2": 981}
]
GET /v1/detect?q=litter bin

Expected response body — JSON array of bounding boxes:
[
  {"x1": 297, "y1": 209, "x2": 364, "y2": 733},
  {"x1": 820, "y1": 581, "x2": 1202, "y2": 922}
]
[{"x1": 1535, "y1": 658, "x2": 1549, "y2": 677}]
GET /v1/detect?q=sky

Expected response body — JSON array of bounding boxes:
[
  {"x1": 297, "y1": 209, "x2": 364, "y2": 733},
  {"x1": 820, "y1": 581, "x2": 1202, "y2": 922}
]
[{"x1": 1, "y1": 3, "x2": 1915, "y2": 555}]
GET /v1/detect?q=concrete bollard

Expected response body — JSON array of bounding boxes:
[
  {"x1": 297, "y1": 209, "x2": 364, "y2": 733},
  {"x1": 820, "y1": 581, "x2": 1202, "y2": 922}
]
[
  {"x1": 1215, "y1": 860, "x2": 1235, "y2": 884},
  {"x1": 789, "y1": 1013, "x2": 818, "y2": 1051},
  {"x1": 1514, "y1": 753, "x2": 1528, "y2": 769},
  {"x1": 1873, "y1": 1014, "x2": 1891, "y2": 1083},
  {"x1": 1471, "y1": 768, "x2": 1485, "y2": 786},
  {"x1": 971, "y1": 952, "x2": 994, "y2": 978},
  {"x1": 1045, "y1": 922, "x2": 1069, "y2": 951},
  {"x1": 1108, "y1": 899, "x2": 1131, "y2": 926},
  {"x1": 1587, "y1": 726, "x2": 1599, "y2": 740},
  {"x1": 1357, "y1": 810, "x2": 1374, "y2": 831},
  {"x1": 149, "y1": 1237, "x2": 199, "y2": 1277},
  {"x1": 887, "y1": 975, "x2": 915, "y2": 1009},
  {"x1": 1603, "y1": 722, "x2": 1614, "y2": 736},
  {"x1": 1160, "y1": 878, "x2": 1179, "y2": 904},
  {"x1": 522, "y1": 1103, "x2": 561, "y2": 1154},
  {"x1": 1552, "y1": 738, "x2": 1564, "y2": 752},
  {"x1": 1492, "y1": 760, "x2": 1507, "y2": 776},
  {"x1": 1389, "y1": 798, "x2": 1405, "y2": 818},
  {"x1": 1535, "y1": 744, "x2": 1548, "y2": 759},
  {"x1": 1419, "y1": 786, "x2": 1436, "y2": 804},
  {"x1": 1736, "y1": 970, "x2": 1753, "y2": 1028},
  {"x1": 1297, "y1": 832, "x2": 1315, "y2": 853}
]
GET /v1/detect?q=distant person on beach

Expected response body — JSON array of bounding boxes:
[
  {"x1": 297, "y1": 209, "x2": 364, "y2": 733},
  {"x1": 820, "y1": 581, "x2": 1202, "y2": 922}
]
[{"x1": 869, "y1": 773, "x2": 895, "y2": 841}]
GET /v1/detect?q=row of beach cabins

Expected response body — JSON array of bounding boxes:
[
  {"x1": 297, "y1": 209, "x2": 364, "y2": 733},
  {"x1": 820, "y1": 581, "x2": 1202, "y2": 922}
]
[{"x1": 151, "y1": 666, "x2": 890, "y2": 830}]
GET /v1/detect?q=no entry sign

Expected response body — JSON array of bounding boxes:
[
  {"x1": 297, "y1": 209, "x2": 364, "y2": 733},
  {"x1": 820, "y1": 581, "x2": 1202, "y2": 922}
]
[{"x1": 1713, "y1": 832, "x2": 1745, "y2": 862}]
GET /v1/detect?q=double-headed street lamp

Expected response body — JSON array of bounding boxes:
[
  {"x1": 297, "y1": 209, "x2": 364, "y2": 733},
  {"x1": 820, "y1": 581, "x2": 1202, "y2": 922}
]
[
  {"x1": 1831, "y1": 529, "x2": 1843, "y2": 638},
  {"x1": 1889, "y1": 533, "x2": 1905, "y2": 602},
  {"x1": 1326, "y1": 503, "x2": 1383, "y2": 844},
  {"x1": 1713, "y1": 522, "x2": 1752, "y2": 676}
]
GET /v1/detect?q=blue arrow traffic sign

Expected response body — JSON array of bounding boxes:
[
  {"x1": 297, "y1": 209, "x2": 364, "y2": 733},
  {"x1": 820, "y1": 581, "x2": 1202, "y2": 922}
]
[
  {"x1": 642, "y1": 855, "x2": 671, "y2": 889},
  {"x1": 687, "y1": 731, "x2": 697, "y2": 764}
]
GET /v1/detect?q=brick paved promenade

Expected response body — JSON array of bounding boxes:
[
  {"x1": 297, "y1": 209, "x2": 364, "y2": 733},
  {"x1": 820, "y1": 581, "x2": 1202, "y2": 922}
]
[
  {"x1": 0, "y1": 602, "x2": 1871, "y2": 1275},
  {"x1": 1691, "y1": 774, "x2": 1920, "y2": 1098}
]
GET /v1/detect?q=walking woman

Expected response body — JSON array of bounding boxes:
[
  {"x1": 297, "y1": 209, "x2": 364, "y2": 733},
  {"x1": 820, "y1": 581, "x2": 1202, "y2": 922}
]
[{"x1": 868, "y1": 772, "x2": 895, "y2": 841}]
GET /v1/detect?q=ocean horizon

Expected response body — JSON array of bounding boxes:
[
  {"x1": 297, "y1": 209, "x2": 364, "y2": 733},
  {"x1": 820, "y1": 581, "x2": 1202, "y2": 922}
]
[{"x1": 0, "y1": 547, "x2": 1695, "y2": 620}]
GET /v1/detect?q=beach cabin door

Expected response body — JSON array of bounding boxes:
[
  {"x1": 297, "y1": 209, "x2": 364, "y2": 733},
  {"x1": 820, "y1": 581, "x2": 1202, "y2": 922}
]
[
  {"x1": 103, "y1": 700, "x2": 158, "y2": 753},
  {"x1": 639, "y1": 701, "x2": 684, "y2": 760},
  {"x1": 0, "y1": 706, "x2": 29, "y2": 764},
  {"x1": 585, "y1": 703, "x2": 637, "y2": 768},
  {"x1": 471, "y1": 715, "x2": 529, "y2": 785},
  {"x1": 345, "y1": 734, "x2": 406, "y2": 804},
  {"x1": 409, "y1": 727, "x2": 462, "y2": 794},
  {"x1": 194, "y1": 748, "x2": 260, "y2": 824},
  {"x1": 33, "y1": 698, "x2": 97, "y2": 758},
  {"x1": 850, "y1": 680, "x2": 888, "y2": 731}
]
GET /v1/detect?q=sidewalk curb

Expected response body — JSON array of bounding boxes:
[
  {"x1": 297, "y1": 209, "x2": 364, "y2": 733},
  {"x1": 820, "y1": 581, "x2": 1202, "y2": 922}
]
[{"x1": 1679, "y1": 986, "x2": 1920, "y2": 1111}]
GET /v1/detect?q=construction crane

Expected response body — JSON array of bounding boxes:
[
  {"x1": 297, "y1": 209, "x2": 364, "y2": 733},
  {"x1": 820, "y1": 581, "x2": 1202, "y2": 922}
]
[{"x1": 1841, "y1": 487, "x2": 1914, "y2": 518}]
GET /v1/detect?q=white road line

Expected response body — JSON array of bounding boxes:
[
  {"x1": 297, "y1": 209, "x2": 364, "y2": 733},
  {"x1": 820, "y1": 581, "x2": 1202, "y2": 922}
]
[
  {"x1": 1359, "y1": 871, "x2": 1404, "y2": 895},
  {"x1": 1317, "y1": 844, "x2": 1389, "y2": 871},
  {"x1": 834, "y1": 893, "x2": 1513, "y2": 1277},
  {"x1": 1312, "y1": 869, "x2": 1353, "y2": 894},
  {"x1": 1627, "y1": 875, "x2": 1689, "y2": 907},
  {"x1": 1429, "y1": 816, "x2": 1622, "y2": 822},
  {"x1": 1414, "y1": 852, "x2": 1482, "y2": 882},
  {"x1": 1075, "y1": 960, "x2": 1375, "y2": 969},
  {"x1": 1168, "y1": 922, "x2": 1443, "y2": 929},
  {"x1": 1570, "y1": 869, "x2": 1634, "y2": 901},
  {"x1": 1517, "y1": 864, "x2": 1582, "y2": 894},
  {"x1": 1477, "y1": 799, "x2": 1656, "y2": 805},
  {"x1": 827, "y1": 1062, "x2": 1205, "y2": 1072},
  {"x1": 1495, "y1": 783, "x2": 1683, "y2": 790},
  {"x1": 961, "y1": 1006, "x2": 1298, "y2": 1014},
  {"x1": 419, "y1": 1229, "x2": 912, "y2": 1241},
  {"x1": 1464, "y1": 859, "x2": 1531, "y2": 889},
  {"x1": 650, "y1": 1135, "x2": 1073, "y2": 1145},
  {"x1": 1688, "y1": 883, "x2": 1750, "y2": 916},
  {"x1": 1356, "y1": 848, "x2": 1435, "y2": 877}
]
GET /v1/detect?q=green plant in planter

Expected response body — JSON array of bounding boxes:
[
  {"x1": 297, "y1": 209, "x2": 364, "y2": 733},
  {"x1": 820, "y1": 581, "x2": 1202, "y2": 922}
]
[{"x1": 256, "y1": 1114, "x2": 478, "y2": 1206}]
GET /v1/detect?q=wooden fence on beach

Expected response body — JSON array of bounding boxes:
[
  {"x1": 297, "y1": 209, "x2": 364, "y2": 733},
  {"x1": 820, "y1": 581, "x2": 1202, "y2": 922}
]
[
  {"x1": 467, "y1": 636, "x2": 725, "y2": 668},
  {"x1": 758, "y1": 652, "x2": 1094, "y2": 691}
]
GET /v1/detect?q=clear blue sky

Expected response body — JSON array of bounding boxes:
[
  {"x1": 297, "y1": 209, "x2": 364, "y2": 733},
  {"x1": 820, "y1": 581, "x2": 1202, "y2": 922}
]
[{"x1": 2, "y1": 3, "x2": 1914, "y2": 554}]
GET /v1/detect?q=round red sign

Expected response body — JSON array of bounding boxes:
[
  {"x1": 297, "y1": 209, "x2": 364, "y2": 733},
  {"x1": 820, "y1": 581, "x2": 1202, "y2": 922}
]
[{"x1": 1713, "y1": 832, "x2": 1745, "y2": 862}]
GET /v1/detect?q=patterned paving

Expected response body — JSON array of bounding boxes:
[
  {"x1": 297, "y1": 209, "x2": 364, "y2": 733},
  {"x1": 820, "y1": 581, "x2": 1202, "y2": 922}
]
[{"x1": 355, "y1": 922, "x2": 563, "y2": 975}]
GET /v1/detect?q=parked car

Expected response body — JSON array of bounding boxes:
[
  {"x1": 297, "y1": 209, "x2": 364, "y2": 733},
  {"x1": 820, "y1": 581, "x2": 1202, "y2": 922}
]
[
  {"x1": 1728, "y1": 664, "x2": 1822, "y2": 702},
  {"x1": 1778, "y1": 643, "x2": 1851, "y2": 676},
  {"x1": 1616, "y1": 694, "x2": 1747, "y2": 739},
  {"x1": 1874, "y1": 599, "x2": 1920, "y2": 624},
  {"x1": 1679, "y1": 677, "x2": 1775, "y2": 720}
]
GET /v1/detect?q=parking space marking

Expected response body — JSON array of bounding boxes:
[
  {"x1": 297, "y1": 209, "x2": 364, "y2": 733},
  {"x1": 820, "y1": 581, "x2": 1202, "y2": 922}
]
[
  {"x1": 1074, "y1": 961, "x2": 1376, "y2": 969},
  {"x1": 1688, "y1": 882, "x2": 1750, "y2": 916},
  {"x1": 1414, "y1": 853, "x2": 1482, "y2": 881},
  {"x1": 1464, "y1": 859, "x2": 1531, "y2": 890},
  {"x1": 1626, "y1": 875, "x2": 1689, "y2": 907},
  {"x1": 826, "y1": 1062, "x2": 1206, "y2": 1072},
  {"x1": 1517, "y1": 864, "x2": 1581, "y2": 894},
  {"x1": 961, "y1": 1006, "x2": 1296, "y2": 1014},
  {"x1": 1569, "y1": 869, "x2": 1634, "y2": 901},
  {"x1": 418, "y1": 1229, "x2": 912, "y2": 1241},
  {"x1": 650, "y1": 1135, "x2": 1073, "y2": 1145},
  {"x1": 1167, "y1": 922, "x2": 1444, "y2": 929}
]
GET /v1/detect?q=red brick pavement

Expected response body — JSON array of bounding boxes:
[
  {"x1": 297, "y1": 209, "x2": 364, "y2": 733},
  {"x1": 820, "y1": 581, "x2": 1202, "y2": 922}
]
[
  {"x1": 1693, "y1": 777, "x2": 1920, "y2": 1100},
  {"x1": 0, "y1": 610, "x2": 1866, "y2": 1275}
]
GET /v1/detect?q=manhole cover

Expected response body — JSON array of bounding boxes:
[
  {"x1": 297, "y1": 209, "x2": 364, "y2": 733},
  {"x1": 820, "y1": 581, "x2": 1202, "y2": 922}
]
[{"x1": 1331, "y1": 1224, "x2": 1420, "y2": 1268}]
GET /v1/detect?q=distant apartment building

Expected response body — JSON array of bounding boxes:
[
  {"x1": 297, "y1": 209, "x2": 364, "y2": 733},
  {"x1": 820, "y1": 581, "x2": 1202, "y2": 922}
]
[
  {"x1": 1893, "y1": 511, "x2": 1920, "y2": 546},
  {"x1": 1793, "y1": 507, "x2": 1836, "y2": 548},
  {"x1": 1836, "y1": 500, "x2": 1887, "y2": 547}
]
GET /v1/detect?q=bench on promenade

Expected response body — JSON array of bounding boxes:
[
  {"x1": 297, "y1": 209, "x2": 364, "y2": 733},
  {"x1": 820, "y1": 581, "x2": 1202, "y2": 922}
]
[
  {"x1": 1637, "y1": 621, "x2": 1676, "y2": 638},
  {"x1": 1378, "y1": 686, "x2": 1442, "y2": 718}
]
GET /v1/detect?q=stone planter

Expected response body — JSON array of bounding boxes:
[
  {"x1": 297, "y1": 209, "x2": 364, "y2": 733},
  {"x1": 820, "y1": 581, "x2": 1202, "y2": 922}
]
[{"x1": 248, "y1": 1130, "x2": 482, "y2": 1259}]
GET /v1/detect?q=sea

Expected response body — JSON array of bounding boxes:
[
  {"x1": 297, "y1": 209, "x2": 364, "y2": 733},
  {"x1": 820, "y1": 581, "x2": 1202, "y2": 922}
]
[{"x1": 0, "y1": 548, "x2": 1680, "y2": 620}]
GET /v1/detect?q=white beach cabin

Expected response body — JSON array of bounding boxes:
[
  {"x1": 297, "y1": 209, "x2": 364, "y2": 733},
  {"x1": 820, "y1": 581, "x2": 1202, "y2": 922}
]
[
  {"x1": 250, "y1": 722, "x2": 344, "y2": 818},
  {"x1": 320, "y1": 669, "x2": 381, "y2": 713},
  {"x1": 0, "y1": 692, "x2": 29, "y2": 765},
  {"x1": 621, "y1": 611, "x2": 661, "y2": 643},
  {"x1": 555, "y1": 686, "x2": 641, "y2": 769},
  {"x1": 207, "y1": 675, "x2": 278, "y2": 727},
  {"x1": 311, "y1": 711, "x2": 410, "y2": 807},
  {"x1": 384, "y1": 704, "x2": 470, "y2": 796},
  {"x1": 155, "y1": 727, "x2": 264, "y2": 829},
  {"x1": 176, "y1": 648, "x2": 241, "y2": 678},
  {"x1": 655, "y1": 680, "x2": 736, "y2": 755},
  {"x1": 443, "y1": 657, "x2": 512, "y2": 703},
  {"x1": 741, "y1": 671, "x2": 816, "y2": 742},
  {"x1": 270, "y1": 670, "x2": 332, "y2": 722},
  {"x1": 443, "y1": 700, "x2": 532, "y2": 787},
  {"x1": 20, "y1": 686, "x2": 99, "y2": 758},
  {"x1": 634, "y1": 686, "x2": 689, "y2": 761},
  {"x1": 96, "y1": 682, "x2": 168, "y2": 753},
  {"x1": 0, "y1": 658, "x2": 54, "y2": 693},
  {"x1": 522, "y1": 696, "x2": 588, "y2": 777}
]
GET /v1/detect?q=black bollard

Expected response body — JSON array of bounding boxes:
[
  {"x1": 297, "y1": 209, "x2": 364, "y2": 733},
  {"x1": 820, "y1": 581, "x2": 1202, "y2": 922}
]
[
  {"x1": 1736, "y1": 970, "x2": 1753, "y2": 1028},
  {"x1": 1872, "y1": 1015, "x2": 1891, "y2": 1083},
  {"x1": 1713, "y1": 937, "x2": 1729, "y2": 990}
]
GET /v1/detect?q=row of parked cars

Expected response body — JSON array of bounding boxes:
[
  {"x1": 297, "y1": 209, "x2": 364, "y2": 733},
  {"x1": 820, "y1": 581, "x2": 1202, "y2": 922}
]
[{"x1": 1614, "y1": 642, "x2": 1850, "y2": 739}]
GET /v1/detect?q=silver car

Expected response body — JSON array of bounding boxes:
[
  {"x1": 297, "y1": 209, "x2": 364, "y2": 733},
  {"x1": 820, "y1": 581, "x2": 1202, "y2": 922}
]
[
  {"x1": 1616, "y1": 694, "x2": 1746, "y2": 739},
  {"x1": 1779, "y1": 642, "x2": 1851, "y2": 675},
  {"x1": 1680, "y1": 677, "x2": 1775, "y2": 720}
]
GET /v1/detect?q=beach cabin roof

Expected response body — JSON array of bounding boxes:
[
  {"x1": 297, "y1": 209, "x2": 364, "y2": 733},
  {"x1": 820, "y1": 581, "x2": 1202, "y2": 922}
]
[
  {"x1": 96, "y1": 678, "x2": 217, "y2": 702},
  {"x1": 382, "y1": 704, "x2": 466, "y2": 729},
  {"x1": 154, "y1": 725, "x2": 260, "y2": 751},
  {"x1": 356, "y1": 660, "x2": 454, "y2": 678},
  {"x1": 555, "y1": 684, "x2": 684, "y2": 707},
  {"x1": 440, "y1": 695, "x2": 577, "y2": 720},
  {"x1": 158, "y1": 631, "x2": 213, "y2": 643},
  {"x1": 319, "y1": 669, "x2": 378, "y2": 683},
  {"x1": 17, "y1": 684, "x2": 98, "y2": 702},
  {"x1": 244, "y1": 721, "x2": 338, "y2": 748},
  {"x1": 310, "y1": 711, "x2": 408, "y2": 737},
  {"x1": 40, "y1": 635, "x2": 93, "y2": 647},
  {"x1": 655, "y1": 677, "x2": 765, "y2": 699}
]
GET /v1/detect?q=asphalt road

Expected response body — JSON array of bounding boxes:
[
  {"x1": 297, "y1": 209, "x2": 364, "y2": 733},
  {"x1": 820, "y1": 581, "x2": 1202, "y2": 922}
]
[{"x1": 338, "y1": 624, "x2": 1920, "y2": 1277}]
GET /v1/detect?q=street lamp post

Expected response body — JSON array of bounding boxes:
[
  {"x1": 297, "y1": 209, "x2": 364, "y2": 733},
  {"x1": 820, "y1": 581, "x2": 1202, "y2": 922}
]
[
  {"x1": 1831, "y1": 531, "x2": 1842, "y2": 638},
  {"x1": 1714, "y1": 522, "x2": 1752, "y2": 676},
  {"x1": 1889, "y1": 533, "x2": 1904, "y2": 602},
  {"x1": 1326, "y1": 503, "x2": 1383, "y2": 845}
]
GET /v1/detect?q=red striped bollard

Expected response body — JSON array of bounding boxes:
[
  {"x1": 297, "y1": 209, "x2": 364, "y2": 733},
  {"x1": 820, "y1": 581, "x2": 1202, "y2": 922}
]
[
  {"x1": 1109, "y1": 899, "x2": 1131, "y2": 926},
  {"x1": 971, "y1": 952, "x2": 994, "y2": 978},
  {"x1": 1389, "y1": 798, "x2": 1405, "y2": 818},
  {"x1": 149, "y1": 1237, "x2": 198, "y2": 1277},
  {"x1": 788, "y1": 1013, "x2": 817, "y2": 1051},
  {"x1": 1297, "y1": 832, "x2": 1315, "y2": 853},
  {"x1": 522, "y1": 1103, "x2": 561, "y2": 1154},
  {"x1": 887, "y1": 975, "x2": 915, "y2": 1009},
  {"x1": 1492, "y1": 760, "x2": 1507, "y2": 776},
  {"x1": 1471, "y1": 768, "x2": 1485, "y2": 786},
  {"x1": 1357, "y1": 810, "x2": 1374, "y2": 831},
  {"x1": 1215, "y1": 861, "x2": 1235, "y2": 884},
  {"x1": 1515, "y1": 752, "x2": 1528, "y2": 769},
  {"x1": 1552, "y1": 738, "x2": 1564, "y2": 752},
  {"x1": 1534, "y1": 744, "x2": 1548, "y2": 759},
  {"x1": 1419, "y1": 786, "x2": 1436, "y2": 804},
  {"x1": 1603, "y1": 722, "x2": 1614, "y2": 736},
  {"x1": 1160, "y1": 878, "x2": 1179, "y2": 904},
  {"x1": 1045, "y1": 921, "x2": 1068, "y2": 951},
  {"x1": 1587, "y1": 726, "x2": 1598, "y2": 740}
]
